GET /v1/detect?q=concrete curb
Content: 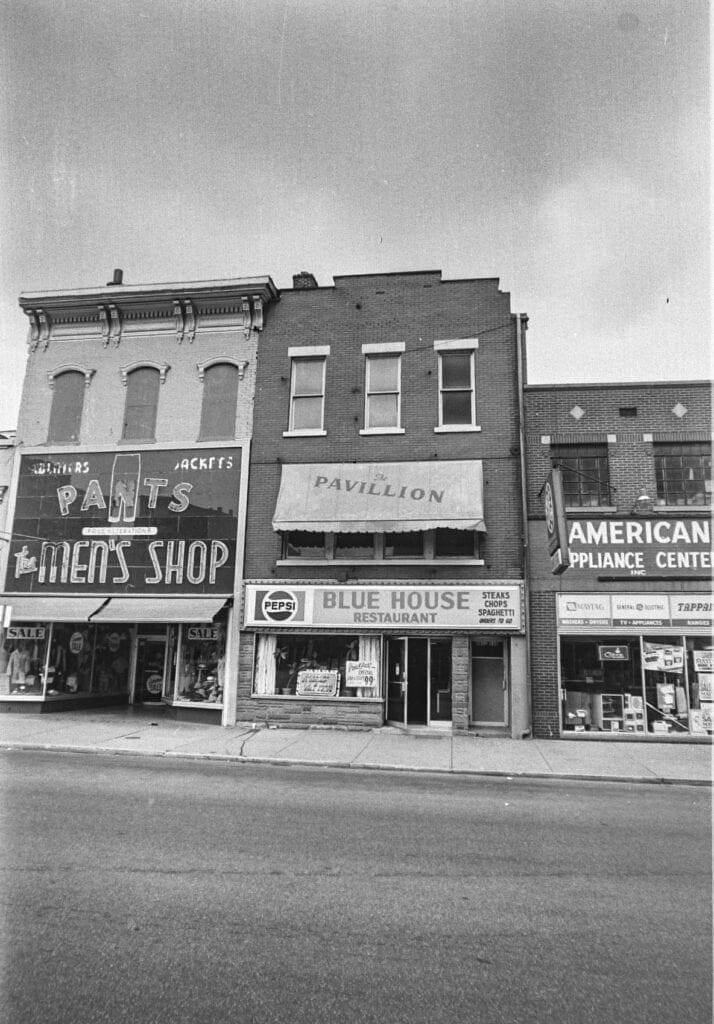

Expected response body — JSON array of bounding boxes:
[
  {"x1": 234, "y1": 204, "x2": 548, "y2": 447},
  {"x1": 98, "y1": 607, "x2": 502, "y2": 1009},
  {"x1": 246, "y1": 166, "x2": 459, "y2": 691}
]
[{"x1": 1, "y1": 741, "x2": 710, "y2": 787}]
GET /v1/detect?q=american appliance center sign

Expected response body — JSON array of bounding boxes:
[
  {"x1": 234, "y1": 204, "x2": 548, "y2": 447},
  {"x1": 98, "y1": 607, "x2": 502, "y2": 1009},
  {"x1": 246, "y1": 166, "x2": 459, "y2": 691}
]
[
  {"x1": 8, "y1": 449, "x2": 240, "y2": 594},
  {"x1": 245, "y1": 584, "x2": 523, "y2": 630},
  {"x1": 566, "y1": 518, "x2": 711, "y2": 576}
]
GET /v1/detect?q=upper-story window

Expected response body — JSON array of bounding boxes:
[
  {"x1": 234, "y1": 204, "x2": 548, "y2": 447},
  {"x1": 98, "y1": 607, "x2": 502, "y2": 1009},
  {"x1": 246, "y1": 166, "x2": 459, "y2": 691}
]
[
  {"x1": 654, "y1": 443, "x2": 712, "y2": 506},
  {"x1": 122, "y1": 366, "x2": 161, "y2": 441},
  {"x1": 551, "y1": 444, "x2": 611, "y2": 507},
  {"x1": 285, "y1": 347, "x2": 329, "y2": 436},
  {"x1": 361, "y1": 343, "x2": 405, "y2": 434},
  {"x1": 199, "y1": 362, "x2": 240, "y2": 439},
  {"x1": 279, "y1": 530, "x2": 482, "y2": 563},
  {"x1": 47, "y1": 370, "x2": 87, "y2": 443},
  {"x1": 434, "y1": 339, "x2": 479, "y2": 431}
]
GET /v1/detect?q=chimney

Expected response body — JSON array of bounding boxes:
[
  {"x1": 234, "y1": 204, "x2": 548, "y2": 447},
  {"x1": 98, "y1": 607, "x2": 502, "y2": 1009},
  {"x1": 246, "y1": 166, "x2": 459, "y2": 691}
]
[
  {"x1": 107, "y1": 268, "x2": 123, "y2": 286},
  {"x1": 292, "y1": 271, "x2": 318, "y2": 290}
]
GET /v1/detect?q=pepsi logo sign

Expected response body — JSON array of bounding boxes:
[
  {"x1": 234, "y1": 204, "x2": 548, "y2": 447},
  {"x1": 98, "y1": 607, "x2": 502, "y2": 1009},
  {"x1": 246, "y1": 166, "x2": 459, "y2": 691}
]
[{"x1": 261, "y1": 590, "x2": 298, "y2": 622}]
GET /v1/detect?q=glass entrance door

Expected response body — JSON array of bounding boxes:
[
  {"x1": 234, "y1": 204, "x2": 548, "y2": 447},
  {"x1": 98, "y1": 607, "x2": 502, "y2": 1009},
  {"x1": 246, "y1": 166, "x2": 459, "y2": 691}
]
[
  {"x1": 386, "y1": 637, "x2": 407, "y2": 725},
  {"x1": 386, "y1": 637, "x2": 452, "y2": 726},
  {"x1": 134, "y1": 634, "x2": 168, "y2": 703}
]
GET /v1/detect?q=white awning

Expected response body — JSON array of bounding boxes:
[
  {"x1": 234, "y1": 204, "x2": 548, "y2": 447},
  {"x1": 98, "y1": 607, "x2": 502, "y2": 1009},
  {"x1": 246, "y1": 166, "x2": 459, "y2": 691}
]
[
  {"x1": 2, "y1": 596, "x2": 108, "y2": 622},
  {"x1": 272, "y1": 461, "x2": 486, "y2": 533},
  {"x1": 89, "y1": 597, "x2": 227, "y2": 623}
]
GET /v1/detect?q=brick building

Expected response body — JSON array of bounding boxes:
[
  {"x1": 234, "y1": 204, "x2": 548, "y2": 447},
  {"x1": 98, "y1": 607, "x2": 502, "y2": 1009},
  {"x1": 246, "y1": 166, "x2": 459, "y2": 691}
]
[
  {"x1": 0, "y1": 273, "x2": 278, "y2": 723},
  {"x1": 239, "y1": 271, "x2": 530, "y2": 735},
  {"x1": 524, "y1": 381, "x2": 712, "y2": 739}
]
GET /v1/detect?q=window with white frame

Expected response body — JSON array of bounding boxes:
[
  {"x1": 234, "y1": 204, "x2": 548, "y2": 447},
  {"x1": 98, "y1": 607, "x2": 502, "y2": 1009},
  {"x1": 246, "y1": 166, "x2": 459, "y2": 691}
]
[
  {"x1": 362, "y1": 343, "x2": 404, "y2": 433},
  {"x1": 286, "y1": 347, "x2": 328, "y2": 434},
  {"x1": 434, "y1": 339, "x2": 478, "y2": 431}
]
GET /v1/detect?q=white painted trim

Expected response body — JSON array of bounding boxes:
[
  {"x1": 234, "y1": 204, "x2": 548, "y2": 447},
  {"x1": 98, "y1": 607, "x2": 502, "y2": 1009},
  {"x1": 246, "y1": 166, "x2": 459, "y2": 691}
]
[
  {"x1": 361, "y1": 341, "x2": 405, "y2": 354},
  {"x1": 287, "y1": 345, "x2": 330, "y2": 358},
  {"x1": 434, "y1": 425, "x2": 482, "y2": 433},
  {"x1": 433, "y1": 337, "x2": 479, "y2": 351}
]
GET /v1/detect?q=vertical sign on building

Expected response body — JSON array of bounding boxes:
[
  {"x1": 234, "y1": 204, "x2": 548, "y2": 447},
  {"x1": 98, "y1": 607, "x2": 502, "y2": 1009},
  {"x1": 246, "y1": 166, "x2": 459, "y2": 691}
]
[{"x1": 543, "y1": 466, "x2": 569, "y2": 575}]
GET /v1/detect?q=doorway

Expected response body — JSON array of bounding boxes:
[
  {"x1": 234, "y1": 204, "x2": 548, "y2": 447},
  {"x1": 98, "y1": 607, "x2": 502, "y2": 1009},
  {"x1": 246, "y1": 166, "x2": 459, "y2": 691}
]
[
  {"x1": 386, "y1": 637, "x2": 452, "y2": 727},
  {"x1": 133, "y1": 633, "x2": 168, "y2": 704},
  {"x1": 471, "y1": 639, "x2": 508, "y2": 726}
]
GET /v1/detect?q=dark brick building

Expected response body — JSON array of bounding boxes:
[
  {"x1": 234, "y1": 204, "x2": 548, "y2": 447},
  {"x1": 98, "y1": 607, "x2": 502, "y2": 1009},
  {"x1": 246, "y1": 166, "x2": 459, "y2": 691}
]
[
  {"x1": 524, "y1": 381, "x2": 712, "y2": 740},
  {"x1": 239, "y1": 270, "x2": 530, "y2": 734}
]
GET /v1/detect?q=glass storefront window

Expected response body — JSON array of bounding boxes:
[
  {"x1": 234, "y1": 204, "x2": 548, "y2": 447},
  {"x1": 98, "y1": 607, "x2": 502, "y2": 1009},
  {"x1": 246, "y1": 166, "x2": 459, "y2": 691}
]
[
  {"x1": 560, "y1": 637, "x2": 645, "y2": 734},
  {"x1": 642, "y1": 636, "x2": 689, "y2": 735},
  {"x1": 174, "y1": 621, "x2": 226, "y2": 705},
  {"x1": 0, "y1": 623, "x2": 49, "y2": 695},
  {"x1": 560, "y1": 634, "x2": 711, "y2": 736},
  {"x1": 687, "y1": 639, "x2": 714, "y2": 735},
  {"x1": 253, "y1": 634, "x2": 380, "y2": 698}
]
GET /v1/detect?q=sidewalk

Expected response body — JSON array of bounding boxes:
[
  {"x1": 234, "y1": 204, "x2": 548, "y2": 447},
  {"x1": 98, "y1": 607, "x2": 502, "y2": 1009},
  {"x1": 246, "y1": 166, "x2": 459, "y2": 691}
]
[{"x1": 0, "y1": 706, "x2": 711, "y2": 785}]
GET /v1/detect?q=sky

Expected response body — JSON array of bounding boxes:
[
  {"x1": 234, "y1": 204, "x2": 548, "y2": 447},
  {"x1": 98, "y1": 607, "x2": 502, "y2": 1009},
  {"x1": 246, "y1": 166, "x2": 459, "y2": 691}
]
[{"x1": 0, "y1": 0, "x2": 710, "y2": 428}]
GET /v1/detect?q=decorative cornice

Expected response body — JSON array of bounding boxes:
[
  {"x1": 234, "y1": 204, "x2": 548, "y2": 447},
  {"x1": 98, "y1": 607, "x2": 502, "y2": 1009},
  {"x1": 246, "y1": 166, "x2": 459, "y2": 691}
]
[
  {"x1": 119, "y1": 361, "x2": 170, "y2": 386},
  {"x1": 20, "y1": 278, "x2": 278, "y2": 346},
  {"x1": 196, "y1": 358, "x2": 249, "y2": 383},
  {"x1": 173, "y1": 299, "x2": 197, "y2": 343},
  {"x1": 47, "y1": 365, "x2": 96, "y2": 389}
]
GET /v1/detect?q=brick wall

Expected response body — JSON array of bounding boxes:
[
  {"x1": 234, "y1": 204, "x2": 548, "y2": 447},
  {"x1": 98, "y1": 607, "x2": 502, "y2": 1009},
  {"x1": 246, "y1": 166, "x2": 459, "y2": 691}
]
[{"x1": 524, "y1": 380, "x2": 711, "y2": 739}]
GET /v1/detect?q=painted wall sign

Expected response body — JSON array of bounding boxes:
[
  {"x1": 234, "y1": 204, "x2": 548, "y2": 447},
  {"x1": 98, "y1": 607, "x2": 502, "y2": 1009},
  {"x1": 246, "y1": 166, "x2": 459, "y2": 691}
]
[
  {"x1": 566, "y1": 518, "x2": 711, "y2": 577},
  {"x1": 7, "y1": 449, "x2": 240, "y2": 594},
  {"x1": 557, "y1": 594, "x2": 713, "y2": 630},
  {"x1": 244, "y1": 584, "x2": 523, "y2": 631}
]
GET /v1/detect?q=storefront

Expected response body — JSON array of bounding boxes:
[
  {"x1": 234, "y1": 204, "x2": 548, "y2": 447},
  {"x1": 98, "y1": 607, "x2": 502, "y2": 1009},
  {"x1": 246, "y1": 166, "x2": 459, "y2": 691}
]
[
  {"x1": 1, "y1": 445, "x2": 245, "y2": 723},
  {"x1": 557, "y1": 594, "x2": 713, "y2": 737},
  {"x1": 241, "y1": 582, "x2": 529, "y2": 734}
]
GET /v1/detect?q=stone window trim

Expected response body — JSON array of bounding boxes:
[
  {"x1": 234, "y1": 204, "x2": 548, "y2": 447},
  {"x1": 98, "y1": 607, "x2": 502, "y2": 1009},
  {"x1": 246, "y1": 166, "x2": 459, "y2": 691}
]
[
  {"x1": 196, "y1": 357, "x2": 248, "y2": 382},
  {"x1": 47, "y1": 365, "x2": 96, "y2": 389},
  {"x1": 119, "y1": 361, "x2": 170, "y2": 386}
]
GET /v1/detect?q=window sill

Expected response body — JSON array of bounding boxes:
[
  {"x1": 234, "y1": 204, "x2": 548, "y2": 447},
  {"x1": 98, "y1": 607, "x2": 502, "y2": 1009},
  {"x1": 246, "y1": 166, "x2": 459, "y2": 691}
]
[
  {"x1": 118, "y1": 436, "x2": 156, "y2": 444},
  {"x1": 251, "y1": 693, "x2": 383, "y2": 703},
  {"x1": 165, "y1": 699, "x2": 223, "y2": 709},
  {"x1": 276, "y1": 558, "x2": 486, "y2": 567},
  {"x1": 434, "y1": 425, "x2": 481, "y2": 433},
  {"x1": 359, "y1": 427, "x2": 405, "y2": 435},
  {"x1": 282, "y1": 429, "x2": 327, "y2": 437},
  {"x1": 565, "y1": 506, "x2": 617, "y2": 513},
  {"x1": 655, "y1": 505, "x2": 712, "y2": 513}
]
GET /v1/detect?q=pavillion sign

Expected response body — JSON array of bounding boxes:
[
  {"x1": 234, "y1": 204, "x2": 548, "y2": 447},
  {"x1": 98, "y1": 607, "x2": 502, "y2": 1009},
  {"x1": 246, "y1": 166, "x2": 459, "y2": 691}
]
[
  {"x1": 566, "y1": 518, "x2": 711, "y2": 577},
  {"x1": 7, "y1": 449, "x2": 240, "y2": 594}
]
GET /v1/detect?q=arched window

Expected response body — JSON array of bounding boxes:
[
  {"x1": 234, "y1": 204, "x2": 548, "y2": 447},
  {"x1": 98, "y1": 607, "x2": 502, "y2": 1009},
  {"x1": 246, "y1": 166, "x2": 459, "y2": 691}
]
[
  {"x1": 48, "y1": 370, "x2": 86, "y2": 443},
  {"x1": 199, "y1": 362, "x2": 239, "y2": 439},
  {"x1": 123, "y1": 367, "x2": 160, "y2": 441}
]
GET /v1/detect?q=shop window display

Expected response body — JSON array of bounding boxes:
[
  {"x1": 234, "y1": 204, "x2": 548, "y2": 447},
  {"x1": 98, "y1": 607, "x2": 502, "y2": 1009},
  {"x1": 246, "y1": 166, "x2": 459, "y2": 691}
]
[
  {"x1": 687, "y1": 638, "x2": 714, "y2": 735},
  {"x1": 254, "y1": 634, "x2": 381, "y2": 698},
  {"x1": 174, "y1": 622, "x2": 226, "y2": 705},
  {"x1": 642, "y1": 637, "x2": 690, "y2": 735},
  {"x1": 0, "y1": 624, "x2": 48, "y2": 695},
  {"x1": 0, "y1": 622, "x2": 130, "y2": 698},
  {"x1": 561, "y1": 637, "x2": 645, "y2": 733},
  {"x1": 561, "y1": 635, "x2": 710, "y2": 736}
]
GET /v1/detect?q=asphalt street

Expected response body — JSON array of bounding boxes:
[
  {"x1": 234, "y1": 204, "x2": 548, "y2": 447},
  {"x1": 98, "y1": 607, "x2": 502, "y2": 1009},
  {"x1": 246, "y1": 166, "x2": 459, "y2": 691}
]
[{"x1": 1, "y1": 751, "x2": 711, "y2": 1024}]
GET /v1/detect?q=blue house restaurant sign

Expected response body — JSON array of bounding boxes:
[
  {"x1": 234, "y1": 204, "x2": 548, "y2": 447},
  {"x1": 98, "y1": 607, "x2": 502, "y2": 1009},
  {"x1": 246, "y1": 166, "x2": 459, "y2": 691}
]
[{"x1": 7, "y1": 449, "x2": 240, "y2": 594}]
